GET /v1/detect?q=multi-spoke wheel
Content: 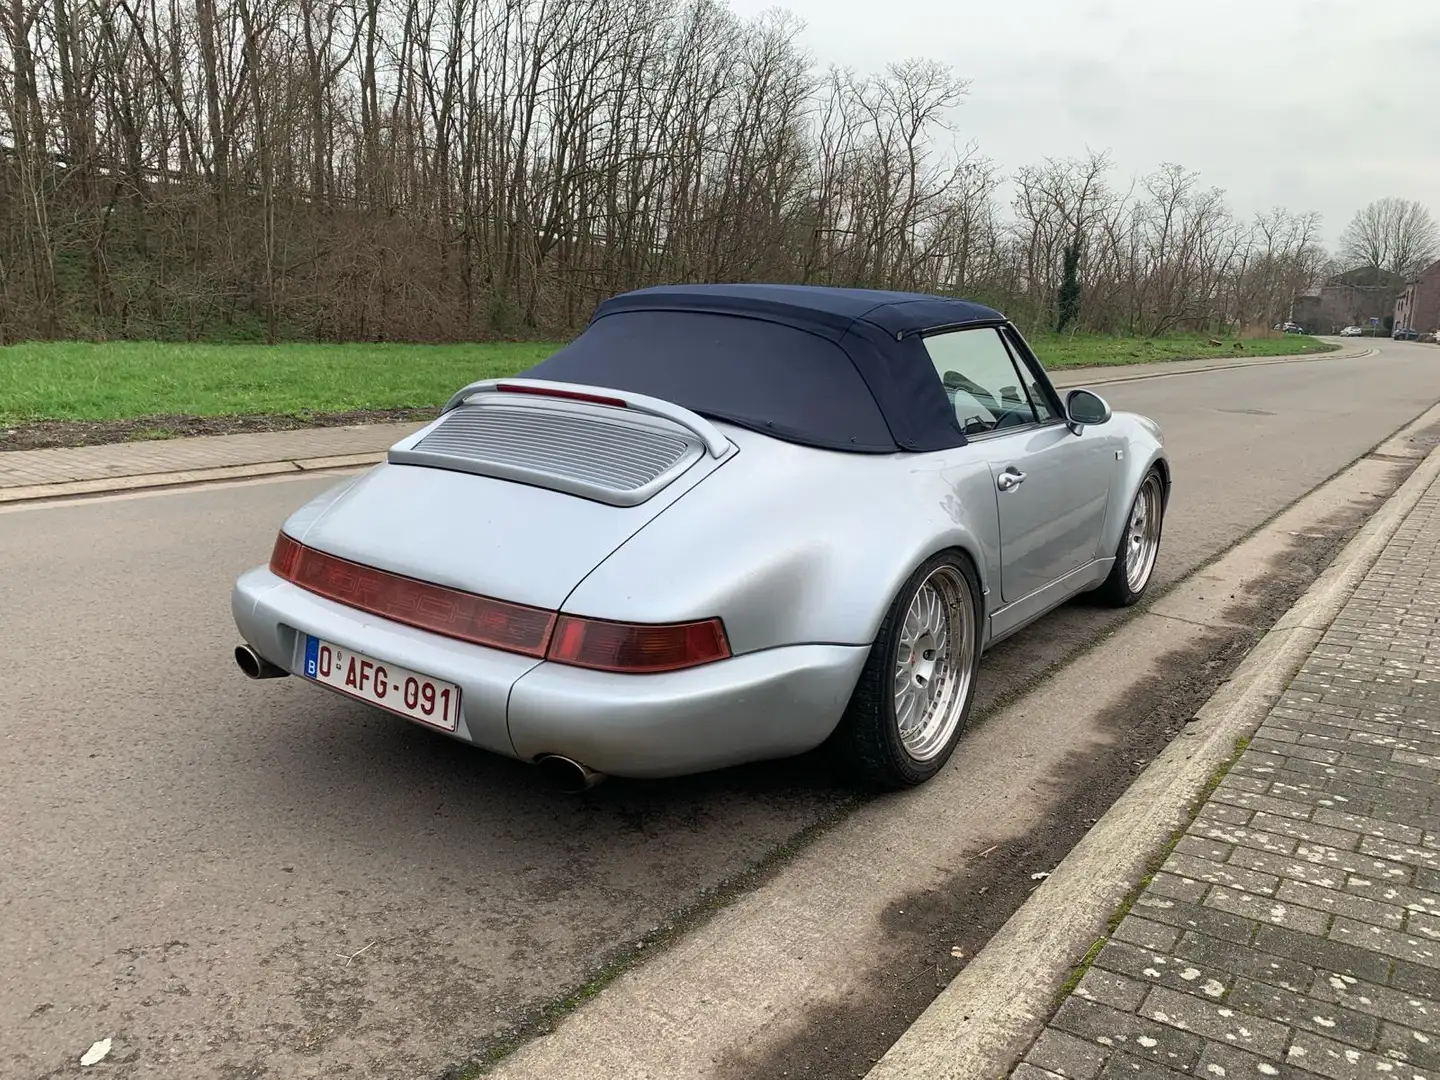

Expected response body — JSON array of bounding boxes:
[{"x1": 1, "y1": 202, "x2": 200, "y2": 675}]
[
  {"x1": 1097, "y1": 467, "x2": 1166, "y2": 607},
  {"x1": 834, "y1": 552, "x2": 982, "y2": 789}
]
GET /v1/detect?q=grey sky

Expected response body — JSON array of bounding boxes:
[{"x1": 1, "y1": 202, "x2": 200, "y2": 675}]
[{"x1": 728, "y1": 0, "x2": 1440, "y2": 250}]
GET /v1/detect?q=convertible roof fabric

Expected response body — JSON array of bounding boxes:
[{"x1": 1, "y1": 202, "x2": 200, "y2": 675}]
[{"x1": 522, "y1": 284, "x2": 1007, "y2": 453}]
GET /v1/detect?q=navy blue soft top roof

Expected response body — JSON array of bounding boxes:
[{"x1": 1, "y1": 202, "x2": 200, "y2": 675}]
[{"x1": 523, "y1": 284, "x2": 1012, "y2": 453}]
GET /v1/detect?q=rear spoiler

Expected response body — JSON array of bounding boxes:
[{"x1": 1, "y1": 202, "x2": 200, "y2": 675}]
[{"x1": 441, "y1": 378, "x2": 733, "y2": 459}]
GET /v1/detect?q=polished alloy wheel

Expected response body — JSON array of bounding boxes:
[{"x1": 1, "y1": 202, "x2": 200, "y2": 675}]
[
  {"x1": 1124, "y1": 473, "x2": 1164, "y2": 594},
  {"x1": 893, "y1": 564, "x2": 976, "y2": 762}
]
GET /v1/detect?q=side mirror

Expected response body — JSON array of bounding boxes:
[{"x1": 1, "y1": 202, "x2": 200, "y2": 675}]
[{"x1": 1065, "y1": 388, "x2": 1112, "y2": 433}]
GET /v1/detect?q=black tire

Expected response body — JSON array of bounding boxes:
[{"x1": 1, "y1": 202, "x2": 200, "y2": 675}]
[
  {"x1": 1096, "y1": 467, "x2": 1166, "y2": 607},
  {"x1": 833, "y1": 550, "x2": 983, "y2": 791}
]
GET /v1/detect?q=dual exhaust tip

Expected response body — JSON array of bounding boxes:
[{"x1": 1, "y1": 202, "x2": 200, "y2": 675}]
[
  {"x1": 235, "y1": 644, "x2": 288, "y2": 680},
  {"x1": 536, "y1": 754, "x2": 606, "y2": 793},
  {"x1": 233, "y1": 644, "x2": 606, "y2": 791}
]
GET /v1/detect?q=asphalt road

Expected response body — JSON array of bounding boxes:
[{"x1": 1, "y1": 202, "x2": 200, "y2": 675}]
[{"x1": 4, "y1": 340, "x2": 1440, "y2": 1079}]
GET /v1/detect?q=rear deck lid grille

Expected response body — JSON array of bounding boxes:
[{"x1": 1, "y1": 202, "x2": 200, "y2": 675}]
[{"x1": 388, "y1": 401, "x2": 705, "y2": 506}]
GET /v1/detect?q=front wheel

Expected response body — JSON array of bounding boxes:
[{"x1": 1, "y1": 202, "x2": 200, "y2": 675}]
[
  {"x1": 1096, "y1": 468, "x2": 1166, "y2": 607},
  {"x1": 833, "y1": 552, "x2": 983, "y2": 790}
]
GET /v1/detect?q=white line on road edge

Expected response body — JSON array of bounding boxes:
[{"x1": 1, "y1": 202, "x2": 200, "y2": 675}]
[{"x1": 863, "y1": 404, "x2": 1440, "y2": 1080}]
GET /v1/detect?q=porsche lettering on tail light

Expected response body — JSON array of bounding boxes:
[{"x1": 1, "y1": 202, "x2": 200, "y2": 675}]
[{"x1": 269, "y1": 533, "x2": 729, "y2": 673}]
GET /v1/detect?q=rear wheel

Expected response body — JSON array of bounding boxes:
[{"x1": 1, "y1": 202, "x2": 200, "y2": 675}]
[
  {"x1": 1096, "y1": 468, "x2": 1165, "y2": 607},
  {"x1": 834, "y1": 552, "x2": 982, "y2": 790}
]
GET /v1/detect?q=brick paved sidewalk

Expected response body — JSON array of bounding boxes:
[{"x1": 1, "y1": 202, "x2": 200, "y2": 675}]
[{"x1": 1014, "y1": 479, "x2": 1440, "y2": 1078}]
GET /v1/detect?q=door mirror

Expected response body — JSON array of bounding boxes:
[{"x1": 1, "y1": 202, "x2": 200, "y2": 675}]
[{"x1": 1065, "y1": 388, "x2": 1112, "y2": 432}]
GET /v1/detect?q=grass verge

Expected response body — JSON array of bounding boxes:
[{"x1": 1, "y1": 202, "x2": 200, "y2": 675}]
[
  {"x1": 1, "y1": 333, "x2": 1337, "y2": 429},
  {"x1": 0, "y1": 340, "x2": 561, "y2": 425},
  {"x1": 1030, "y1": 331, "x2": 1337, "y2": 369}
]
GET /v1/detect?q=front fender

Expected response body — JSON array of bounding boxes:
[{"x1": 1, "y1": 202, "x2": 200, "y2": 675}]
[{"x1": 1097, "y1": 412, "x2": 1169, "y2": 556}]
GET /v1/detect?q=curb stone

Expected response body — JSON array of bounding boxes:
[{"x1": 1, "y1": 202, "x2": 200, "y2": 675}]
[
  {"x1": 863, "y1": 404, "x2": 1440, "y2": 1080},
  {"x1": 0, "y1": 452, "x2": 383, "y2": 505}
]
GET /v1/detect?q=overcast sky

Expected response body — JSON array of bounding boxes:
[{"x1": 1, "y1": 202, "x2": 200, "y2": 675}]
[{"x1": 727, "y1": 0, "x2": 1440, "y2": 250}]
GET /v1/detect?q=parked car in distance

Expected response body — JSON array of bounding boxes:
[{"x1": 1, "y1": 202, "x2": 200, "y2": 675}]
[
  {"x1": 1340, "y1": 325, "x2": 1363, "y2": 336},
  {"x1": 231, "y1": 284, "x2": 1171, "y2": 792},
  {"x1": 1282, "y1": 322, "x2": 1305, "y2": 334},
  {"x1": 1395, "y1": 326, "x2": 1421, "y2": 341}
]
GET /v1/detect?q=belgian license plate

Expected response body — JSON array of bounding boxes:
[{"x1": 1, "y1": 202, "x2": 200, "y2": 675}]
[{"x1": 302, "y1": 635, "x2": 460, "y2": 732}]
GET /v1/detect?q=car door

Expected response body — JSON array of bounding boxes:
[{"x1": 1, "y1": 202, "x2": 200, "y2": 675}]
[{"x1": 920, "y1": 326, "x2": 1115, "y2": 606}]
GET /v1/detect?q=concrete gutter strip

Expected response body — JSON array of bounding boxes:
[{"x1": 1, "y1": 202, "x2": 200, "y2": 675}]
[{"x1": 863, "y1": 406, "x2": 1440, "y2": 1080}]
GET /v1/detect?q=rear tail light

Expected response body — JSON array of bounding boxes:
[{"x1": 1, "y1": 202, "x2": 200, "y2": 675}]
[
  {"x1": 270, "y1": 531, "x2": 304, "y2": 579},
  {"x1": 268, "y1": 533, "x2": 555, "y2": 656},
  {"x1": 546, "y1": 615, "x2": 730, "y2": 673},
  {"x1": 268, "y1": 533, "x2": 730, "y2": 673}
]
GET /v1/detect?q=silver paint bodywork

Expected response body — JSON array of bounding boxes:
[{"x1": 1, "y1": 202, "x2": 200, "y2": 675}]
[{"x1": 232, "y1": 357, "x2": 1168, "y2": 779}]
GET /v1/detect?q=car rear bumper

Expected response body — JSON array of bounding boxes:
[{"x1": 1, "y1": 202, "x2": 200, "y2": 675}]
[{"x1": 231, "y1": 567, "x2": 868, "y2": 778}]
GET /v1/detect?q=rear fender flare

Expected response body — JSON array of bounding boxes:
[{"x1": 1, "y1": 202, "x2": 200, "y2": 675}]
[{"x1": 859, "y1": 534, "x2": 991, "y2": 648}]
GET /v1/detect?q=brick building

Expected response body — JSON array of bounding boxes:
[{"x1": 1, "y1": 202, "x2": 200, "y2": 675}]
[
  {"x1": 1290, "y1": 267, "x2": 1405, "y2": 334},
  {"x1": 1395, "y1": 258, "x2": 1440, "y2": 335}
]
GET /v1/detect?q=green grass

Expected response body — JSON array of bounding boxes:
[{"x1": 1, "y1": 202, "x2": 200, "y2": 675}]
[
  {"x1": 0, "y1": 332, "x2": 1337, "y2": 427},
  {"x1": 0, "y1": 340, "x2": 564, "y2": 425},
  {"x1": 1029, "y1": 331, "x2": 1336, "y2": 370}
]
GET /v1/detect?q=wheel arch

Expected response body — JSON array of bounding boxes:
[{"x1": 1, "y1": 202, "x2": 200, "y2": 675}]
[
  {"x1": 858, "y1": 537, "x2": 991, "y2": 649},
  {"x1": 1098, "y1": 417, "x2": 1169, "y2": 556}
]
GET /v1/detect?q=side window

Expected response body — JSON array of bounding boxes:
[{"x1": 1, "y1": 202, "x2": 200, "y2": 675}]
[
  {"x1": 1001, "y1": 329, "x2": 1059, "y2": 424},
  {"x1": 922, "y1": 328, "x2": 1039, "y2": 437}
]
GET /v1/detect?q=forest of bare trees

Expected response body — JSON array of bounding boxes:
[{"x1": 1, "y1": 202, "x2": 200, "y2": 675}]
[{"x1": 0, "y1": 0, "x2": 1333, "y2": 344}]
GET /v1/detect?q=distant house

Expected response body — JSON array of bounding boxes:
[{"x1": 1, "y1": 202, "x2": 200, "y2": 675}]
[
  {"x1": 1291, "y1": 267, "x2": 1405, "y2": 333},
  {"x1": 1394, "y1": 259, "x2": 1440, "y2": 335}
]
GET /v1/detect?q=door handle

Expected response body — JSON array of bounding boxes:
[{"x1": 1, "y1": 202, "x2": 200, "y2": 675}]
[{"x1": 997, "y1": 469, "x2": 1027, "y2": 492}]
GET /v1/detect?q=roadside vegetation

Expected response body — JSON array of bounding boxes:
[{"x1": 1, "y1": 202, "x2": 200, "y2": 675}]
[
  {"x1": 1, "y1": 0, "x2": 1376, "y2": 351},
  {"x1": 1, "y1": 332, "x2": 1333, "y2": 441},
  {"x1": 0, "y1": 341, "x2": 557, "y2": 426},
  {"x1": 1032, "y1": 331, "x2": 1336, "y2": 369}
]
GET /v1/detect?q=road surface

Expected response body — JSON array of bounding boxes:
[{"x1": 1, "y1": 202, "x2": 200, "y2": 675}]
[{"x1": 3, "y1": 340, "x2": 1439, "y2": 1079}]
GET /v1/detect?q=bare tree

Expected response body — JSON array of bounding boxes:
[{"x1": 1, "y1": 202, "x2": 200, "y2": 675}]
[
  {"x1": 1338, "y1": 197, "x2": 1439, "y2": 279},
  {"x1": 0, "y1": 0, "x2": 1347, "y2": 343}
]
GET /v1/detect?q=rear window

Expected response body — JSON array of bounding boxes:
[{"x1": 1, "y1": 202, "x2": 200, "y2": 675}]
[{"x1": 524, "y1": 310, "x2": 899, "y2": 452}]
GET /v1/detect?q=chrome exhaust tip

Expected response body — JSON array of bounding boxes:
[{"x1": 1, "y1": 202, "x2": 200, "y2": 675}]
[
  {"x1": 536, "y1": 754, "x2": 606, "y2": 793},
  {"x1": 235, "y1": 644, "x2": 289, "y2": 680}
]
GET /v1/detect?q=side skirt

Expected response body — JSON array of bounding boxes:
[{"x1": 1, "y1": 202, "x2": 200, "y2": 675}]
[{"x1": 984, "y1": 558, "x2": 1114, "y2": 650}]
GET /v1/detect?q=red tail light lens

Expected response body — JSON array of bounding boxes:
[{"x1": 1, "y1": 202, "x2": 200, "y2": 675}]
[
  {"x1": 268, "y1": 533, "x2": 555, "y2": 656},
  {"x1": 267, "y1": 533, "x2": 729, "y2": 672},
  {"x1": 270, "y1": 532, "x2": 304, "y2": 579},
  {"x1": 546, "y1": 615, "x2": 730, "y2": 673}
]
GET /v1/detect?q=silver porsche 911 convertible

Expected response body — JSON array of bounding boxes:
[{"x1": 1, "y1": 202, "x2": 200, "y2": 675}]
[{"x1": 232, "y1": 284, "x2": 1170, "y2": 791}]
